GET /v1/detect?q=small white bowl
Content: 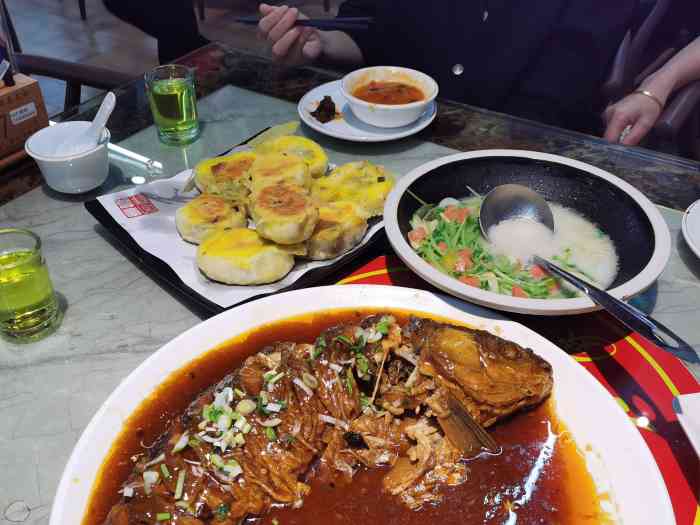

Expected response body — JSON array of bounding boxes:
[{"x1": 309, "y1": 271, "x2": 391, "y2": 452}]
[
  {"x1": 25, "y1": 121, "x2": 110, "y2": 194},
  {"x1": 340, "y1": 66, "x2": 438, "y2": 128}
]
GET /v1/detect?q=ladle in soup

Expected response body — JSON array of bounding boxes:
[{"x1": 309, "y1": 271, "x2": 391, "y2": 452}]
[{"x1": 479, "y1": 184, "x2": 696, "y2": 361}]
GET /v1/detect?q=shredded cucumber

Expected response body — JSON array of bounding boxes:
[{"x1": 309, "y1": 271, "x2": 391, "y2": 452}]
[{"x1": 409, "y1": 198, "x2": 585, "y2": 299}]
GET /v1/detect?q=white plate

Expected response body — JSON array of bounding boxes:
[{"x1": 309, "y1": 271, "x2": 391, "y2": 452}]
[
  {"x1": 298, "y1": 80, "x2": 437, "y2": 142},
  {"x1": 682, "y1": 199, "x2": 700, "y2": 259},
  {"x1": 384, "y1": 150, "x2": 672, "y2": 316},
  {"x1": 50, "y1": 285, "x2": 672, "y2": 524},
  {"x1": 675, "y1": 393, "x2": 700, "y2": 457}
]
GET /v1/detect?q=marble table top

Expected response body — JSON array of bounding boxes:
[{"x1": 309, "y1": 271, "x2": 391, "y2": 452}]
[{"x1": 1, "y1": 44, "x2": 699, "y2": 525}]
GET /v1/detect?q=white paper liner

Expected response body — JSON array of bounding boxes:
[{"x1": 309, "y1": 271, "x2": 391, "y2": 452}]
[{"x1": 96, "y1": 169, "x2": 382, "y2": 308}]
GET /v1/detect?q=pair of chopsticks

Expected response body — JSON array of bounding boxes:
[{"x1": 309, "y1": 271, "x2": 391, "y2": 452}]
[{"x1": 236, "y1": 15, "x2": 372, "y2": 31}]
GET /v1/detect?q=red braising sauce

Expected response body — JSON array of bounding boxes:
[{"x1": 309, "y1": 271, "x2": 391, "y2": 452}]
[{"x1": 83, "y1": 309, "x2": 609, "y2": 525}]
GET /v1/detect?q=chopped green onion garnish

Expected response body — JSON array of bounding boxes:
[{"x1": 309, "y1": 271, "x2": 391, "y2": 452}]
[
  {"x1": 356, "y1": 354, "x2": 369, "y2": 377},
  {"x1": 241, "y1": 422, "x2": 252, "y2": 434},
  {"x1": 375, "y1": 316, "x2": 391, "y2": 335},
  {"x1": 350, "y1": 335, "x2": 366, "y2": 354},
  {"x1": 174, "y1": 470, "x2": 186, "y2": 500},
  {"x1": 345, "y1": 369, "x2": 354, "y2": 394},
  {"x1": 260, "y1": 391, "x2": 269, "y2": 405},
  {"x1": 156, "y1": 513, "x2": 171, "y2": 521},
  {"x1": 265, "y1": 427, "x2": 277, "y2": 441},
  {"x1": 203, "y1": 404, "x2": 225, "y2": 423},
  {"x1": 334, "y1": 335, "x2": 352, "y2": 346},
  {"x1": 234, "y1": 415, "x2": 248, "y2": 430},
  {"x1": 236, "y1": 399, "x2": 256, "y2": 415},
  {"x1": 222, "y1": 459, "x2": 242, "y2": 477},
  {"x1": 268, "y1": 372, "x2": 285, "y2": 386},
  {"x1": 234, "y1": 388, "x2": 246, "y2": 398},
  {"x1": 302, "y1": 372, "x2": 318, "y2": 390},
  {"x1": 311, "y1": 336, "x2": 327, "y2": 359},
  {"x1": 217, "y1": 413, "x2": 233, "y2": 431},
  {"x1": 210, "y1": 454, "x2": 225, "y2": 469},
  {"x1": 160, "y1": 464, "x2": 170, "y2": 479}
]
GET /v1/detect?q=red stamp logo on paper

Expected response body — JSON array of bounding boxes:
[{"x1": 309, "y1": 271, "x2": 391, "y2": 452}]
[{"x1": 116, "y1": 194, "x2": 159, "y2": 218}]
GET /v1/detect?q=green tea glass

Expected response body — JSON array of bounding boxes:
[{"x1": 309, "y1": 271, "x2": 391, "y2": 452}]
[
  {"x1": 0, "y1": 229, "x2": 61, "y2": 342},
  {"x1": 145, "y1": 64, "x2": 201, "y2": 145}
]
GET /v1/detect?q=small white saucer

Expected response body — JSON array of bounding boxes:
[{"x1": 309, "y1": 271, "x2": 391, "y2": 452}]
[
  {"x1": 674, "y1": 393, "x2": 700, "y2": 457},
  {"x1": 298, "y1": 80, "x2": 437, "y2": 143},
  {"x1": 682, "y1": 199, "x2": 700, "y2": 259}
]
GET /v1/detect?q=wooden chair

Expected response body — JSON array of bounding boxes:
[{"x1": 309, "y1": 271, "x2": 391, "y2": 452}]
[{"x1": 2, "y1": 0, "x2": 134, "y2": 113}]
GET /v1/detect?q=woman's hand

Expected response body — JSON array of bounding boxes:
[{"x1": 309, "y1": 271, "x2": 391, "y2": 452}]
[
  {"x1": 602, "y1": 92, "x2": 663, "y2": 146},
  {"x1": 258, "y1": 4, "x2": 323, "y2": 66}
]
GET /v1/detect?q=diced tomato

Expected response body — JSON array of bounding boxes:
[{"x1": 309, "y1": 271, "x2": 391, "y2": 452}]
[
  {"x1": 454, "y1": 249, "x2": 473, "y2": 272},
  {"x1": 459, "y1": 276, "x2": 480, "y2": 287},
  {"x1": 548, "y1": 281, "x2": 561, "y2": 294},
  {"x1": 511, "y1": 286, "x2": 528, "y2": 298},
  {"x1": 408, "y1": 227, "x2": 427, "y2": 244},
  {"x1": 444, "y1": 206, "x2": 470, "y2": 223},
  {"x1": 437, "y1": 241, "x2": 448, "y2": 253},
  {"x1": 529, "y1": 265, "x2": 546, "y2": 279}
]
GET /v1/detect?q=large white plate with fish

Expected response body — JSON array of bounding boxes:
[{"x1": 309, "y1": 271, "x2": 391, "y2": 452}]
[
  {"x1": 298, "y1": 80, "x2": 437, "y2": 142},
  {"x1": 50, "y1": 285, "x2": 673, "y2": 525}
]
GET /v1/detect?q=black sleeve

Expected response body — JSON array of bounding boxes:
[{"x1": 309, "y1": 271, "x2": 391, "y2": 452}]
[
  {"x1": 337, "y1": 0, "x2": 380, "y2": 64},
  {"x1": 507, "y1": 1, "x2": 636, "y2": 132}
]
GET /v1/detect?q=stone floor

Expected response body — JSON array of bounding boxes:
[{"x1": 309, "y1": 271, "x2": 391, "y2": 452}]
[{"x1": 6, "y1": 0, "x2": 340, "y2": 116}]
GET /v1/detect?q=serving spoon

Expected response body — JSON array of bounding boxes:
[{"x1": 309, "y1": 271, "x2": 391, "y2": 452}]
[
  {"x1": 57, "y1": 92, "x2": 116, "y2": 156},
  {"x1": 479, "y1": 184, "x2": 698, "y2": 362}
]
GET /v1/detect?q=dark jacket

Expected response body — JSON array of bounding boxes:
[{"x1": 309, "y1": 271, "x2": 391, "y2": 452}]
[{"x1": 338, "y1": 0, "x2": 637, "y2": 133}]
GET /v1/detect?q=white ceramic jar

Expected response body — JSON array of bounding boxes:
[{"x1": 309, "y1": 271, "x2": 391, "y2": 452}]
[{"x1": 25, "y1": 121, "x2": 110, "y2": 194}]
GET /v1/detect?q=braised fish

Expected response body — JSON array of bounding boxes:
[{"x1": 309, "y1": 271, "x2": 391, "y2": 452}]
[{"x1": 103, "y1": 315, "x2": 553, "y2": 523}]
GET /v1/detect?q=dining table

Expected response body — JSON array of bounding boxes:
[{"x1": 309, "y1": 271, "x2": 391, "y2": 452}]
[{"x1": 1, "y1": 42, "x2": 700, "y2": 525}]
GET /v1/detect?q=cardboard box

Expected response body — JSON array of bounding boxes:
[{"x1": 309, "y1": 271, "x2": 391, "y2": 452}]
[{"x1": 0, "y1": 73, "x2": 49, "y2": 160}]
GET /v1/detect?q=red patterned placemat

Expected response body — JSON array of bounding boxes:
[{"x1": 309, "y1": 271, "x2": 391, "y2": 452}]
[{"x1": 337, "y1": 255, "x2": 700, "y2": 524}]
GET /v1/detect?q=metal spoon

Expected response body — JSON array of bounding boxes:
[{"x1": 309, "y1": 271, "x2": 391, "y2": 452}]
[
  {"x1": 479, "y1": 184, "x2": 697, "y2": 361},
  {"x1": 479, "y1": 184, "x2": 554, "y2": 239}
]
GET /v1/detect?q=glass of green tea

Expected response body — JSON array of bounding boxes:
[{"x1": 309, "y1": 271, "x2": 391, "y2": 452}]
[
  {"x1": 0, "y1": 229, "x2": 61, "y2": 342},
  {"x1": 145, "y1": 64, "x2": 201, "y2": 145}
]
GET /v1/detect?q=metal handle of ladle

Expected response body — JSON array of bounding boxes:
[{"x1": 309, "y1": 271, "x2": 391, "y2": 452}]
[{"x1": 533, "y1": 256, "x2": 697, "y2": 361}]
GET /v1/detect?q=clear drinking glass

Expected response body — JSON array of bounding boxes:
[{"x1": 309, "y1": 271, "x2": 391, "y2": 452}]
[
  {"x1": 145, "y1": 64, "x2": 201, "y2": 145},
  {"x1": 0, "y1": 229, "x2": 61, "y2": 342}
]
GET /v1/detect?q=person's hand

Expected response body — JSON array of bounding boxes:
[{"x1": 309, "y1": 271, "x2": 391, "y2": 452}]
[
  {"x1": 602, "y1": 92, "x2": 663, "y2": 146},
  {"x1": 258, "y1": 4, "x2": 323, "y2": 66}
]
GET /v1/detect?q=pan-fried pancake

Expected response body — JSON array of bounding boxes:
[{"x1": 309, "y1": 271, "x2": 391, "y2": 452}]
[
  {"x1": 194, "y1": 151, "x2": 256, "y2": 202},
  {"x1": 250, "y1": 152, "x2": 311, "y2": 192},
  {"x1": 250, "y1": 182, "x2": 318, "y2": 244},
  {"x1": 175, "y1": 194, "x2": 247, "y2": 244},
  {"x1": 311, "y1": 161, "x2": 394, "y2": 218},
  {"x1": 253, "y1": 135, "x2": 328, "y2": 178},
  {"x1": 196, "y1": 227, "x2": 295, "y2": 285},
  {"x1": 306, "y1": 201, "x2": 368, "y2": 260}
]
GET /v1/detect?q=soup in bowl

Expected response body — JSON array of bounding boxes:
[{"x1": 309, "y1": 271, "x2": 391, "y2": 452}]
[{"x1": 341, "y1": 66, "x2": 438, "y2": 128}]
